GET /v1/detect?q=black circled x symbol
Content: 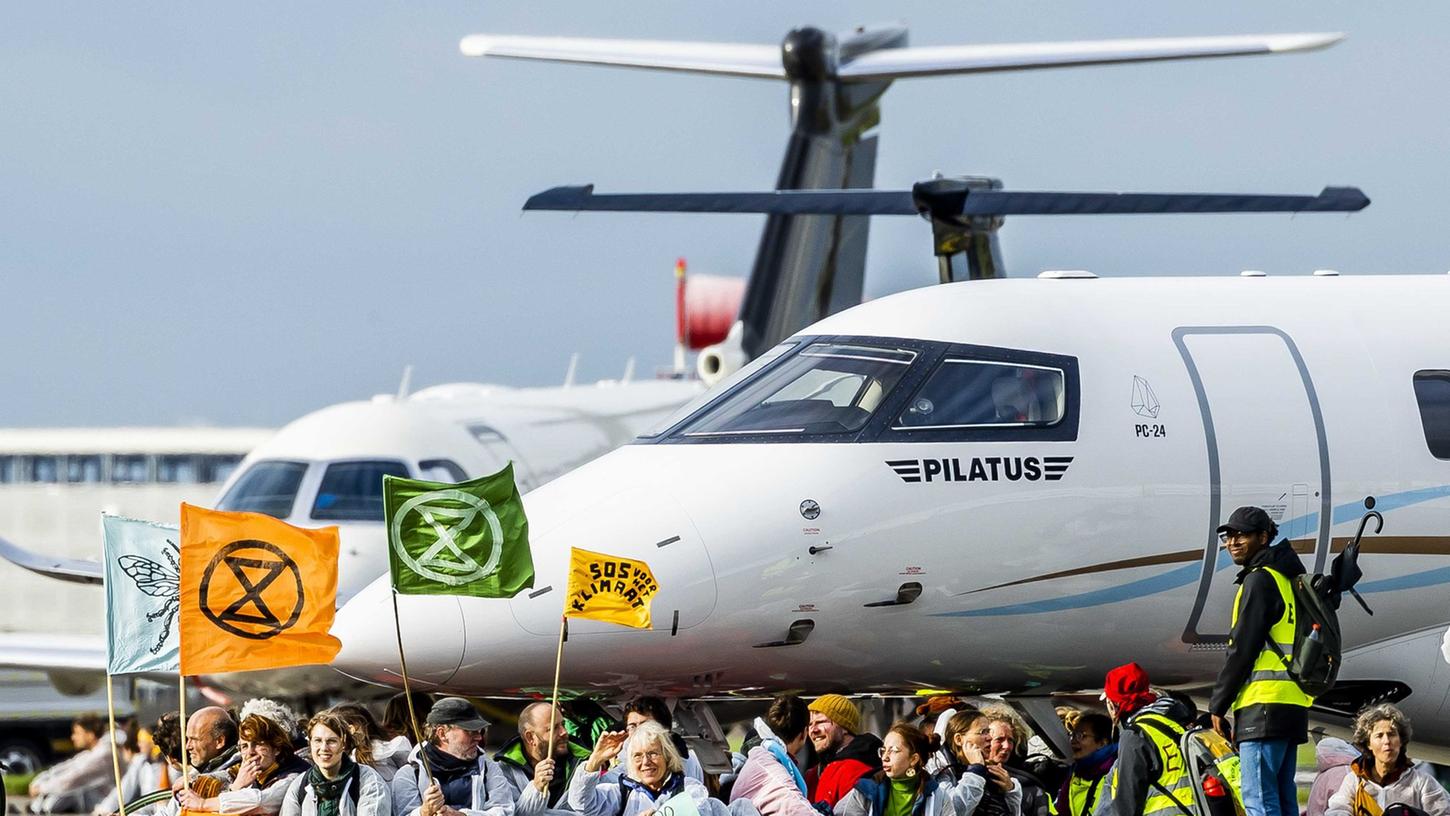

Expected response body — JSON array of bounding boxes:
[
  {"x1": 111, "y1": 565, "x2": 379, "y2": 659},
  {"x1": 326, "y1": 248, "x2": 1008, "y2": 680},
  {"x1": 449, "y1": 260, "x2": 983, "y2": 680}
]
[{"x1": 199, "y1": 540, "x2": 305, "y2": 640}]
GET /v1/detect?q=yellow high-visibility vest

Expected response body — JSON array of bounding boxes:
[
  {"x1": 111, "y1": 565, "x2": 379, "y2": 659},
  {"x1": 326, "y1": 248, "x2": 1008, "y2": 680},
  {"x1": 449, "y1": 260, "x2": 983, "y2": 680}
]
[
  {"x1": 1230, "y1": 566, "x2": 1315, "y2": 710},
  {"x1": 1118, "y1": 712, "x2": 1196, "y2": 816}
]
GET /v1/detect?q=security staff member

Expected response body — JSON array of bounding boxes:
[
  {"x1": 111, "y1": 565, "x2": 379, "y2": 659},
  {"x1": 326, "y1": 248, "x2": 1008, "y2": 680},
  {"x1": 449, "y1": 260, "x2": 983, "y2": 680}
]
[
  {"x1": 1209, "y1": 506, "x2": 1312, "y2": 816},
  {"x1": 1100, "y1": 663, "x2": 1196, "y2": 816}
]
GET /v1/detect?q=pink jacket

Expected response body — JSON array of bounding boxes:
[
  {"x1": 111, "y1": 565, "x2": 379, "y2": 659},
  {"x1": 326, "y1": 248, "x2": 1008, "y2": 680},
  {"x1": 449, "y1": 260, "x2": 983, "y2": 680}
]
[{"x1": 730, "y1": 745, "x2": 818, "y2": 816}]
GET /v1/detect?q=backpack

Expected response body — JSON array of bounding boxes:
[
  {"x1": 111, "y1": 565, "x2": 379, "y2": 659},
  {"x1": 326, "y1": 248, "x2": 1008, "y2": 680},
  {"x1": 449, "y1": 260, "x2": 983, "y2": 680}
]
[
  {"x1": 1134, "y1": 718, "x2": 1244, "y2": 816},
  {"x1": 1263, "y1": 508, "x2": 1382, "y2": 697}
]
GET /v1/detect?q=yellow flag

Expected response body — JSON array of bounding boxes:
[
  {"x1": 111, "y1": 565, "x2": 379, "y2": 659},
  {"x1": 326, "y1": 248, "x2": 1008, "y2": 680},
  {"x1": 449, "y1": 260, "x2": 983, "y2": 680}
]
[
  {"x1": 179, "y1": 504, "x2": 341, "y2": 675},
  {"x1": 564, "y1": 547, "x2": 658, "y2": 629}
]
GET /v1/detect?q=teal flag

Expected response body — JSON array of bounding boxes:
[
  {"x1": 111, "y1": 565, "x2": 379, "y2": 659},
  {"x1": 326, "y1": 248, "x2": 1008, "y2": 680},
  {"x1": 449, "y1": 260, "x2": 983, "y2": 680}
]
[
  {"x1": 103, "y1": 515, "x2": 181, "y2": 674},
  {"x1": 385, "y1": 463, "x2": 534, "y2": 598}
]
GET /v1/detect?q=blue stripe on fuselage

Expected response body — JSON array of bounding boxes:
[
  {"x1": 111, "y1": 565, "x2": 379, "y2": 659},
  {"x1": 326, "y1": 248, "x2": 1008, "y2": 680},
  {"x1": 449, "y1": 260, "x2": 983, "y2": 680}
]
[{"x1": 935, "y1": 485, "x2": 1450, "y2": 618}]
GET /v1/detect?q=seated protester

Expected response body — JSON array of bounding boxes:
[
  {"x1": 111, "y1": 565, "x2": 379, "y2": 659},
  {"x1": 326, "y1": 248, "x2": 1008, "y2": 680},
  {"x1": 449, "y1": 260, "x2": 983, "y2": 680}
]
[
  {"x1": 934, "y1": 711, "x2": 1020, "y2": 816},
  {"x1": 178, "y1": 709, "x2": 309, "y2": 814},
  {"x1": 1053, "y1": 714, "x2": 1115, "y2": 816},
  {"x1": 391, "y1": 697, "x2": 515, "y2": 816},
  {"x1": 620, "y1": 697, "x2": 704, "y2": 783},
  {"x1": 187, "y1": 707, "x2": 244, "y2": 780},
  {"x1": 834, "y1": 724, "x2": 944, "y2": 816},
  {"x1": 729, "y1": 695, "x2": 816, "y2": 816},
  {"x1": 1327, "y1": 703, "x2": 1450, "y2": 816},
  {"x1": 333, "y1": 704, "x2": 412, "y2": 783},
  {"x1": 495, "y1": 702, "x2": 587, "y2": 816},
  {"x1": 28, "y1": 714, "x2": 119, "y2": 814},
  {"x1": 806, "y1": 696, "x2": 883, "y2": 811},
  {"x1": 978, "y1": 706, "x2": 1053, "y2": 816},
  {"x1": 282, "y1": 711, "x2": 392, "y2": 816},
  {"x1": 96, "y1": 722, "x2": 170, "y2": 816},
  {"x1": 569, "y1": 722, "x2": 729, "y2": 816},
  {"x1": 383, "y1": 693, "x2": 432, "y2": 745},
  {"x1": 1307, "y1": 738, "x2": 1359, "y2": 816}
]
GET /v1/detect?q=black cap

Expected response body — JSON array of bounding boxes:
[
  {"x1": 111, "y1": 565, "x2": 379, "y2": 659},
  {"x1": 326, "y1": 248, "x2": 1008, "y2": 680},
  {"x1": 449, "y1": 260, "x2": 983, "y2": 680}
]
[
  {"x1": 425, "y1": 697, "x2": 490, "y2": 731},
  {"x1": 1216, "y1": 506, "x2": 1275, "y2": 535}
]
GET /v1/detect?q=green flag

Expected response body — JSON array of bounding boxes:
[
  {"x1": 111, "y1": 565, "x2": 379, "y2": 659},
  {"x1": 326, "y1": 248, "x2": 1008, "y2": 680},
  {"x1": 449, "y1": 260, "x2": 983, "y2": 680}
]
[{"x1": 385, "y1": 463, "x2": 534, "y2": 598}]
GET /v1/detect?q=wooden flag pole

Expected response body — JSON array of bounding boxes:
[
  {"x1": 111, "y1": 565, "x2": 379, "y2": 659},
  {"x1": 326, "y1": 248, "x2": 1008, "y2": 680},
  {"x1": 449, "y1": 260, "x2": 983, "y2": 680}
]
[
  {"x1": 546, "y1": 614, "x2": 567, "y2": 758},
  {"x1": 105, "y1": 672, "x2": 128, "y2": 816},
  {"x1": 177, "y1": 673, "x2": 189, "y2": 790},
  {"x1": 391, "y1": 589, "x2": 433, "y2": 779}
]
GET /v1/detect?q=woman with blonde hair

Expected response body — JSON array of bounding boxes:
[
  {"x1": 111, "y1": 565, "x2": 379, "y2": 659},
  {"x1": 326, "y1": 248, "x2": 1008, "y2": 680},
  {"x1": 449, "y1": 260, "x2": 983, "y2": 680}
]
[{"x1": 1327, "y1": 703, "x2": 1450, "y2": 816}]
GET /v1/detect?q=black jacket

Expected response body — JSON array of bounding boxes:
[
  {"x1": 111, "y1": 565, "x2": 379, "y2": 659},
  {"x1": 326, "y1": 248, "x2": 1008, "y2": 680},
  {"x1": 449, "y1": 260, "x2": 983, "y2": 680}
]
[
  {"x1": 1208, "y1": 539, "x2": 1310, "y2": 743},
  {"x1": 1107, "y1": 696, "x2": 1195, "y2": 816}
]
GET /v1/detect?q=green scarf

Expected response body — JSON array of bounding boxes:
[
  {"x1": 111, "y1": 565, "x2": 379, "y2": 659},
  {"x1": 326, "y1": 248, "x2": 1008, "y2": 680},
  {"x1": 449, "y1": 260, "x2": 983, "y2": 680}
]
[
  {"x1": 885, "y1": 776, "x2": 921, "y2": 816},
  {"x1": 308, "y1": 757, "x2": 358, "y2": 816}
]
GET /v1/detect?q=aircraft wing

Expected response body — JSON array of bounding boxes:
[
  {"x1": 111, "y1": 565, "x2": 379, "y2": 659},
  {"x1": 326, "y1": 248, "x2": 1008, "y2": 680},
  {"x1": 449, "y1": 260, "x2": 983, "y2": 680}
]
[
  {"x1": 0, "y1": 535, "x2": 103, "y2": 585},
  {"x1": 0, "y1": 632, "x2": 106, "y2": 672},
  {"x1": 837, "y1": 33, "x2": 1344, "y2": 81},
  {"x1": 459, "y1": 35, "x2": 785, "y2": 79}
]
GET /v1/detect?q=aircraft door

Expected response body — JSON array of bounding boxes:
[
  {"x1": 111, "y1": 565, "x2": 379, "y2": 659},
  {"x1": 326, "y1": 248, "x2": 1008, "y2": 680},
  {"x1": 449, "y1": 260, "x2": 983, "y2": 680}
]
[{"x1": 1174, "y1": 327, "x2": 1331, "y2": 644}]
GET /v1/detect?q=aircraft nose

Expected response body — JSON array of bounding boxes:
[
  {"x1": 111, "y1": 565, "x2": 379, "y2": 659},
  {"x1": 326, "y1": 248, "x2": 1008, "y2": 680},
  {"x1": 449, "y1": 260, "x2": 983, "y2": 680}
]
[{"x1": 330, "y1": 573, "x2": 467, "y2": 688}]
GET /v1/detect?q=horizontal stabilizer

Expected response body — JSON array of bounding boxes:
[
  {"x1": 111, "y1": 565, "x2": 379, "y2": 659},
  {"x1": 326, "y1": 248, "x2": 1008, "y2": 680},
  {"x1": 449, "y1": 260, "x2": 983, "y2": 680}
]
[
  {"x1": 0, "y1": 536, "x2": 103, "y2": 585},
  {"x1": 525, "y1": 183, "x2": 1370, "y2": 219},
  {"x1": 459, "y1": 34, "x2": 784, "y2": 79},
  {"x1": 836, "y1": 32, "x2": 1344, "y2": 81}
]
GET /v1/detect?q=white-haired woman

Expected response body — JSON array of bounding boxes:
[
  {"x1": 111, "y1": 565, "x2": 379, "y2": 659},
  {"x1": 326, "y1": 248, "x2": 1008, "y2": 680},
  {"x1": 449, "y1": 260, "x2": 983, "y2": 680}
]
[
  {"x1": 569, "y1": 721, "x2": 733, "y2": 816},
  {"x1": 1327, "y1": 703, "x2": 1450, "y2": 816}
]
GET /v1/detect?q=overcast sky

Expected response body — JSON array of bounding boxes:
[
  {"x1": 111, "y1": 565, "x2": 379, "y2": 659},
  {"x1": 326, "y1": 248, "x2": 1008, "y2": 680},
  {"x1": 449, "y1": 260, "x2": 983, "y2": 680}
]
[{"x1": 2, "y1": 3, "x2": 1444, "y2": 427}]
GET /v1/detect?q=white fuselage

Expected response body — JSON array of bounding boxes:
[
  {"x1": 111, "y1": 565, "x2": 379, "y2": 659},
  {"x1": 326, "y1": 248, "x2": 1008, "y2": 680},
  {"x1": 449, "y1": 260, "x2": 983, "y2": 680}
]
[{"x1": 335, "y1": 273, "x2": 1450, "y2": 741}]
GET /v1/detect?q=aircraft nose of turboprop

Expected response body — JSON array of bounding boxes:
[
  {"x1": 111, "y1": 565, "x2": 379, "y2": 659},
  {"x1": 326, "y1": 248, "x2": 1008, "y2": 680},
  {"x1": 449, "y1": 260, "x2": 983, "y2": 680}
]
[{"x1": 330, "y1": 573, "x2": 468, "y2": 688}]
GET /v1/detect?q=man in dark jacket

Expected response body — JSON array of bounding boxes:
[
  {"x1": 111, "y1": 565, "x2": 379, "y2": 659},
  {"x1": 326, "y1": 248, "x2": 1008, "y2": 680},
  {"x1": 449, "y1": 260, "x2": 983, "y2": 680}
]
[
  {"x1": 1209, "y1": 506, "x2": 1312, "y2": 816},
  {"x1": 1100, "y1": 663, "x2": 1197, "y2": 816}
]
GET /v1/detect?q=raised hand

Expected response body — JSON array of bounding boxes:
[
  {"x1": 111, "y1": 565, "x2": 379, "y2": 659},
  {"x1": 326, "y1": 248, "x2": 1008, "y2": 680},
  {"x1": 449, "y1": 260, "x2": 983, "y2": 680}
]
[{"x1": 586, "y1": 731, "x2": 629, "y2": 773}]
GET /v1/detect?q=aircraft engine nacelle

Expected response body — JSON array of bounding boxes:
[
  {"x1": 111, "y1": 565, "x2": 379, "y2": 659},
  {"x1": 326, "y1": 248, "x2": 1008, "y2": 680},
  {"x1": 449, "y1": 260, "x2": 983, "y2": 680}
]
[
  {"x1": 47, "y1": 669, "x2": 104, "y2": 697},
  {"x1": 697, "y1": 320, "x2": 746, "y2": 386}
]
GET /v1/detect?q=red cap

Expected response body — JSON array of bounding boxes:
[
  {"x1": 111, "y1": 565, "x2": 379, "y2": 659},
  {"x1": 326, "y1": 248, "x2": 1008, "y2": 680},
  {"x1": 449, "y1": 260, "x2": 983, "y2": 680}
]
[{"x1": 1101, "y1": 662, "x2": 1155, "y2": 716}]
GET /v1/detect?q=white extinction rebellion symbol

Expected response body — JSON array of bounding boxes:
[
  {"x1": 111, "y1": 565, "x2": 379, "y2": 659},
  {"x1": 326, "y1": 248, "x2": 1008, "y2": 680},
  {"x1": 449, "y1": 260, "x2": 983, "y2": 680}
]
[{"x1": 390, "y1": 489, "x2": 503, "y2": 585}]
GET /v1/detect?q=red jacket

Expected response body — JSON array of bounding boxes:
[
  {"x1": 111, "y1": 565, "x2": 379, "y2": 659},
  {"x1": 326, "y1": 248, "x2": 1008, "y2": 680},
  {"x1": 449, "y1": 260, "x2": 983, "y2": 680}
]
[{"x1": 807, "y1": 733, "x2": 883, "y2": 809}]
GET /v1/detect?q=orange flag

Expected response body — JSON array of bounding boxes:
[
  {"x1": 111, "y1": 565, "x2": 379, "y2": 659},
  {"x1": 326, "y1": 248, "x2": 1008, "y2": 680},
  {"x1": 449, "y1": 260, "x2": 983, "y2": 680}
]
[{"x1": 178, "y1": 504, "x2": 341, "y2": 675}]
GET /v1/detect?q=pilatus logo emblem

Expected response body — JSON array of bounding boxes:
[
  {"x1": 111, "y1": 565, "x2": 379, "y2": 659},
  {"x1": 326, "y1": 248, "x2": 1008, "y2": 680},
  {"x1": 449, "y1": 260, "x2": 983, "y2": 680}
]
[{"x1": 885, "y1": 456, "x2": 1073, "y2": 483}]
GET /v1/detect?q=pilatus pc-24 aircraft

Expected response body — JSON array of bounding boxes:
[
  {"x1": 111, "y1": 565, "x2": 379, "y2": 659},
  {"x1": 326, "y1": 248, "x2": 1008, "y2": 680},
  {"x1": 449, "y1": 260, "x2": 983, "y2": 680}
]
[{"x1": 331, "y1": 25, "x2": 1450, "y2": 759}]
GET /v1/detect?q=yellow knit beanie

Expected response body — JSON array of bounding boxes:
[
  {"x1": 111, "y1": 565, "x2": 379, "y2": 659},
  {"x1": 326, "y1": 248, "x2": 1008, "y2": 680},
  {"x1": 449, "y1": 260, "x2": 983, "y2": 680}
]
[{"x1": 808, "y1": 694, "x2": 861, "y2": 735}]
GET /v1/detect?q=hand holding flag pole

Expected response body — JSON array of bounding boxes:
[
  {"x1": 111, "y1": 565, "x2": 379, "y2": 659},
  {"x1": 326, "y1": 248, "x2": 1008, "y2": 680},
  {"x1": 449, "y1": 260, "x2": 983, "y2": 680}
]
[
  {"x1": 382, "y1": 464, "x2": 537, "y2": 779},
  {"x1": 552, "y1": 547, "x2": 661, "y2": 754}
]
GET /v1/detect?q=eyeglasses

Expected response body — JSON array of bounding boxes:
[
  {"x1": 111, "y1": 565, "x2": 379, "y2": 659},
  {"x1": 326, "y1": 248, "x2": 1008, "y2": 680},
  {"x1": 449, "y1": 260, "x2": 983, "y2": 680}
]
[
  {"x1": 878, "y1": 746, "x2": 909, "y2": 758},
  {"x1": 1218, "y1": 531, "x2": 1256, "y2": 544},
  {"x1": 632, "y1": 750, "x2": 663, "y2": 762}
]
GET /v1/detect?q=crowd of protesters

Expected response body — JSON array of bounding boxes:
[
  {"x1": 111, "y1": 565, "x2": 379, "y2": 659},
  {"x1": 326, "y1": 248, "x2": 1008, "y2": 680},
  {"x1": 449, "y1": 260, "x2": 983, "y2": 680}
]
[{"x1": 14, "y1": 685, "x2": 1450, "y2": 816}]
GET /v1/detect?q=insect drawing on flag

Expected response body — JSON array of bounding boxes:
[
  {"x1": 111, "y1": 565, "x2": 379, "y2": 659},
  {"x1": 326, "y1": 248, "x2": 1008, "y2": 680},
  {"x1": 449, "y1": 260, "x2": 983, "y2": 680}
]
[{"x1": 118, "y1": 537, "x2": 180, "y2": 656}]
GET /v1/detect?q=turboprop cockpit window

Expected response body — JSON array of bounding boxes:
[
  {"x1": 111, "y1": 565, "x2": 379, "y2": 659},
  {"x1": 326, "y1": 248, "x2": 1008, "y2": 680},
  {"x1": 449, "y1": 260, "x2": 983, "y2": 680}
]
[
  {"x1": 895, "y1": 360, "x2": 1065, "y2": 430},
  {"x1": 675, "y1": 343, "x2": 916, "y2": 437},
  {"x1": 311, "y1": 459, "x2": 411, "y2": 521},
  {"x1": 1413, "y1": 371, "x2": 1450, "y2": 459},
  {"x1": 217, "y1": 460, "x2": 308, "y2": 519}
]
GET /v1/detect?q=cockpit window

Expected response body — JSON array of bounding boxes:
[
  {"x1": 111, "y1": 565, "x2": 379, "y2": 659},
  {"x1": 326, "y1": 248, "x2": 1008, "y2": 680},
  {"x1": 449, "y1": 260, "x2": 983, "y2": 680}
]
[
  {"x1": 637, "y1": 341, "x2": 797, "y2": 438},
  {"x1": 895, "y1": 360, "x2": 1065, "y2": 429},
  {"x1": 673, "y1": 343, "x2": 916, "y2": 437},
  {"x1": 217, "y1": 460, "x2": 308, "y2": 519},
  {"x1": 311, "y1": 460, "x2": 411, "y2": 521}
]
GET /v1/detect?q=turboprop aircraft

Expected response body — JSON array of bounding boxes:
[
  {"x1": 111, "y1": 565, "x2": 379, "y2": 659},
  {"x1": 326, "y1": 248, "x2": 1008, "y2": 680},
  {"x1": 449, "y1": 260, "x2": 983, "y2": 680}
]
[{"x1": 329, "y1": 24, "x2": 1450, "y2": 759}]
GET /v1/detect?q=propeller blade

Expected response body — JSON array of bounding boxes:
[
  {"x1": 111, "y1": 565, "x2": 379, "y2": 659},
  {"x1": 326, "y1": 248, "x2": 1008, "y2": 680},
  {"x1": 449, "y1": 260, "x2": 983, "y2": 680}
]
[
  {"x1": 942, "y1": 186, "x2": 1370, "y2": 216},
  {"x1": 524, "y1": 185, "x2": 918, "y2": 215}
]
